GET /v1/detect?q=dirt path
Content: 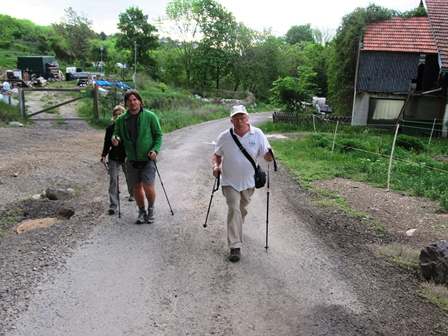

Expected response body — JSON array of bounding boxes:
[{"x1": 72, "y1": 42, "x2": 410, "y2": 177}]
[{"x1": 0, "y1": 113, "x2": 447, "y2": 335}]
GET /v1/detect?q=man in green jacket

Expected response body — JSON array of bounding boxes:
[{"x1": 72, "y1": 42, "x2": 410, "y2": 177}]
[{"x1": 112, "y1": 90, "x2": 163, "y2": 224}]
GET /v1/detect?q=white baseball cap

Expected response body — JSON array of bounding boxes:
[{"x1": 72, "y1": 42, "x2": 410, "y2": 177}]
[{"x1": 230, "y1": 105, "x2": 248, "y2": 118}]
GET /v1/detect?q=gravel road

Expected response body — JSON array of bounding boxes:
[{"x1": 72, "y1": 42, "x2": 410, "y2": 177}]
[{"x1": 1, "y1": 111, "x2": 446, "y2": 335}]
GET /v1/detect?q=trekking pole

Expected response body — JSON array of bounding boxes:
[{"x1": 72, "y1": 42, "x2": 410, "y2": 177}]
[
  {"x1": 203, "y1": 171, "x2": 220, "y2": 228},
  {"x1": 153, "y1": 159, "x2": 174, "y2": 215},
  {"x1": 103, "y1": 162, "x2": 109, "y2": 173},
  {"x1": 269, "y1": 148, "x2": 278, "y2": 172},
  {"x1": 265, "y1": 162, "x2": 270, "y2": 249},
  {"x1": 116, "y1": 157, "x2": 121, "y2": 219},
  {"x1": 265, "y1": 148, "x2": 277, "y2": 250}
]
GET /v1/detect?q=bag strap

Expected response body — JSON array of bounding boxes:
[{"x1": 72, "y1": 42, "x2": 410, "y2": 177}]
[{"x1": 229, "y1": 128, "x2": 257, "y2": 172}]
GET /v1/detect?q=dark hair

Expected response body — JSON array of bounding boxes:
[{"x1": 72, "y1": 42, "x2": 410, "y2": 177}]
[{"x1": 124, "y1": 89, "x2": 144, "y2": 106}]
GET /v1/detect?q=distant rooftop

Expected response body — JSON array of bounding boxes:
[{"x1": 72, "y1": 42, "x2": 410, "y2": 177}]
[{"x1": 363, "y1": 16, "x2": 437, "y2": 54}]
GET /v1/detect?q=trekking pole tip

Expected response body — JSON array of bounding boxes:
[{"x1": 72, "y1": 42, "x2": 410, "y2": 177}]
[{"x1": 203, "y1": 223, "x2": 207, "y2": 228}]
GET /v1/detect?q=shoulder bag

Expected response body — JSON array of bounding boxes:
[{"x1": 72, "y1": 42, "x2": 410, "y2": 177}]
[{"x1": 229, "y1": 128, "x2": 266, "y2": 189}]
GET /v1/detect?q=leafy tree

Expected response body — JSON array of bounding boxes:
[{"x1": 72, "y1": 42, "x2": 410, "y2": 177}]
[
  {"x1": 279, "y1": 41, "x2": 329, "y2": 97},
  {"x1": 312, "y1": 26, "x2": 335, "y2": 45},
  {"x1": 157, "y1": 0, "x2": 201, "y2": 85},
  {"x1": 192, "y1": 0, "x2": 238, "y2": 90},
  {"x1": 152, "y1": 44, "x2": 187, "y2": 85},
  {"x1": 306, "y1": 43, "x2": 329, "y2": 97},
  {"x1": 226, "y1": 22, "x2": 257, "y2": 91},
  {"x1": 32, "y1": 26, "x2": 54, "y2": 55},
  {"x1": 116, "y1": 6, "x2": 159, "y2": 72},
  {"x1": 327, "y1": 4, "x2": 395, "y2": 115},
  {"x1": 270, "y1": 65, "x2": 318, "y2": 112},
  {"x1": 237, "y1": 32, "x2": 283, "y2": 101},
  {"x1": 0, "y1": 15, "x2": 54, "y2": 53},
  {"x1": 402, "y1": 3, "x2": 428, "y2": 18},
  {"x1": 52, "y1": 7, "x2": 96, "y2": 62},
  {"x1": 285, "y1": 24, "x2": 315, "y2": 44}
]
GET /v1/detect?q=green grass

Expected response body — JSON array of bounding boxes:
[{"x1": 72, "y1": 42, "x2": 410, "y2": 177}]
[
  {"x1": 78, "y1": 74, "x2": 249, "y2": 131},
  {"x1": 311, "y1": 188, "x2": 384, "y2": 234},
  {"x1": 0, "y1": 50, "x2": 30, "y2": 69},
  {"x1": 259, "y1": 120, "x2": 448, "y2": 212},
  {"x1": 41, "y1": 101, "x2": 58, "y2": 114},
  {"x1": 0, "y1": 208, "x2": 22, "y2": 236},
  {"x1": 0, "y1": 100, "x2": 29, "y2": 126},
  {"x1": 372, "y1": 243, "x2": 420, "y2": 271},
  {"x1": 418, "y1": 283, "x2": 448, "y2": 316}
]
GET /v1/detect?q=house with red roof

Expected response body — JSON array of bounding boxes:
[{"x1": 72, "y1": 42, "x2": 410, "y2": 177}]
[{"x1": 352, "y1": 0, "x2": 448, "y2": 135}]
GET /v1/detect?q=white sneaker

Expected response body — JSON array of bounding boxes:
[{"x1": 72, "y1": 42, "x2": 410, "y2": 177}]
[
  {"x1": 147, "y1": 206, "x2": 155, "y2": 223},
  {"x1": 136, "y1": 210, "x2": 147, "y2": 224}
]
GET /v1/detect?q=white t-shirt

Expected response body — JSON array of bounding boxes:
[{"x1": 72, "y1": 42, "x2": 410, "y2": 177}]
[{"x1": 215, "y1": 124, "x2": 270, "y2": 191}]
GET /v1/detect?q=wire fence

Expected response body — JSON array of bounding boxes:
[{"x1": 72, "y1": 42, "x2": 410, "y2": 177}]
[
  {"x1": 271, "y1": 111, "x2": 448, "y2": 204},
  {"x1": 305, "y1": 114, "x2": 448, "y2": 190}
]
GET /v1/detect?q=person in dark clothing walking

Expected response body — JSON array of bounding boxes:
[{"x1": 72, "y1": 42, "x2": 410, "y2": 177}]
[{"x1": 101, "y1": 105, "x2": 134, "y2": 215}]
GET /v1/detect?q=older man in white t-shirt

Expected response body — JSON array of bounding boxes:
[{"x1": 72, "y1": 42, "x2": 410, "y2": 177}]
[{"x1": 212, "y1": 105, "x2": 273, "y2": 262}]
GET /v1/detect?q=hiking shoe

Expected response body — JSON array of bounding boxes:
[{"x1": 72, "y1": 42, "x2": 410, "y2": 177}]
[
  {"x1": 128, "y1": 196, "x2": 135, "y2": 202},
  {"x1": 229, "y1": 248, "x2": 241, "y2": 262},
  {"x1": 136, "y1": 210, "x2": 147, "y2": 224},
  {"x1": 108, "y1": 207, "x2": 116, "y2": 215},
  {"x1": 147, "y1": 206, "x2": 155, "y2": 223}
]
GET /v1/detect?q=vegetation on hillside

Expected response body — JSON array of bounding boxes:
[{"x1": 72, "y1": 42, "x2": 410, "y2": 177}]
[{"x1": 0, "y1": 0, "x2": 427, "y2": 110}]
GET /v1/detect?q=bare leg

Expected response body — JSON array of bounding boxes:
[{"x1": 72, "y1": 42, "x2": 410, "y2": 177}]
[
  {"x1": 142, "y1": 183, "x2": 156, "y2": 205},
  {"x1": 133, "y1": 183, "x2": 145, "y2": 208}
]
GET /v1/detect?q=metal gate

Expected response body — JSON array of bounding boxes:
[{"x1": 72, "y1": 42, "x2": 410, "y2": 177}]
[{"x1": 18, "y1": 87, "x2": 99, "y2": 121}]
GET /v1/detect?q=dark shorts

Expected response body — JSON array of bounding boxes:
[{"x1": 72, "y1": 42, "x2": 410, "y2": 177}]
[{"x1": 126, "y1": 159, "x2": 156, "y2": 186}]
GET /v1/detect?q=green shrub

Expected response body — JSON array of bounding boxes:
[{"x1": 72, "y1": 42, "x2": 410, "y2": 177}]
[
  {"x1": 337, "y1": 138, "x2": 366, "y2": 153},
  {"x1": 155, "y1": 82, "x2": 168, "y2": 92},
  {"x1": 308, "y1": 133, "x2": 332, "y2": 149},
  {"x1": 396, "y1": 134, "x2": 426, "y2": 153},
  {"x1": 0, "y1": 101, "x2": 28, "y2": 125},
  {"x1": 0, "y1": 40, "x2": 12, "y2": 49}
]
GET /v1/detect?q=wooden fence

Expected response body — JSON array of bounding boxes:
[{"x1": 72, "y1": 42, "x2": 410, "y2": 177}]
[{"x1": 272, "y1": 111, "x2": 352, "y2": 124}]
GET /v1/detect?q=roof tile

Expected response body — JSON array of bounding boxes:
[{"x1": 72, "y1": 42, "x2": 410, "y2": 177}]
[
  {"x1": 363, "y1": 16, "x2": 437, "y2": 53},
  {"x1": 425, "y1": 0, "x2": 448, "y2": 69}
]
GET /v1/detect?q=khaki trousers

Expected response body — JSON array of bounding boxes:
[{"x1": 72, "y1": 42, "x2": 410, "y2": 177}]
[{"x1": 222, "y1": 186, "x2": 255, "y2": 249}]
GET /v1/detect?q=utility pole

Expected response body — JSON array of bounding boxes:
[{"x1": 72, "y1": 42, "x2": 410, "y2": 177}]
[
  {"x1": 100, "y1": 45, "x2": 103, "y2": 75},
  {"x1": 134, "y1": 41, "x2": 137, "y2": 90}
]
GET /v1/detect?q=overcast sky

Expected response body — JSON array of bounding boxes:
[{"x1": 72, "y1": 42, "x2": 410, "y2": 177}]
[{"x1": 3, "y1": 0, "x2": 420, "y2": 36}]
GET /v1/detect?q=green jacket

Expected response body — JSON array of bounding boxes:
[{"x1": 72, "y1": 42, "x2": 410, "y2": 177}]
[{"x1": 112, "y1": 108, "x2": 163, "y2": 161}]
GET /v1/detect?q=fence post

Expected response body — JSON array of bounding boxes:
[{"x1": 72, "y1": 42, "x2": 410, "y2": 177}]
[
  {"x1": 387, "y1": 123, "x2": 400, "y2": 191},
  {"x1": 18, "y1": 87, "x2": 26, "y2": 118},
  {"x1": 428, "y1": 118, "x2": 436, "y2": 146},
  {"x1": 331, "y1": 120, "x2": 339, "y2": 156},
  {"x1": 93, "y1": 86, "x2": 99, "y2": 120}
]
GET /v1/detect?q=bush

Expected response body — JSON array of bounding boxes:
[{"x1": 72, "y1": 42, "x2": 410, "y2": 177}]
[
  {"x1": 0, "y1": 101, "x2": 28, "y2": 125},
  {"x1": 0, "y1": 40, "x2": 12, "y2": 49},
  {"x1": 155, "y1": 82, "x2": 168, "y2": 92},
  {"x1": 338, "y1": 138, "x2": 367, "y2": 153},
  {"x1": 396, "y1": 134, "x2": 426, "y2": 153}
]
